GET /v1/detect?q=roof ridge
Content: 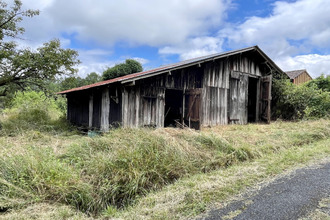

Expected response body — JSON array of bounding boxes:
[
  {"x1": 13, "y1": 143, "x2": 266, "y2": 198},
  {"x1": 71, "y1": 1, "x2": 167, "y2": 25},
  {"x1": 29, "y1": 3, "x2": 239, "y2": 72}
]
[{"x1": 58, "y1": 45, "x2": 282, "y2": 95}]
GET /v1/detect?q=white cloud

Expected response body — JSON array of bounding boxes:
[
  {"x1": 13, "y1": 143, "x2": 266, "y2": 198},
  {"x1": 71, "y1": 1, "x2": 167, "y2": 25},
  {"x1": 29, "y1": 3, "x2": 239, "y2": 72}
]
[
  {"x1": 219, "y1": 0, "x2": 330, "y2": 58},
  {"x1": 76, "y1": 49, "x2": 149, "y2": 77},
  {"x1": 19, "y1": 0, "x2": 231, "y2": 47},
  {"x1": 12, "y1": 0, "x2": 330, "y2": 79},
  {"x1": 159, "y1": 36, "x2": 224, "y2": 60},
  {"x1": 16, "y1": 0, "x2": 231, "y2": 76},
  {"x1": 276, "y1": 54, "x2": 330, "y2": 78},
  {"x1": 75, "y1": 49, "x2": 113, "y2": 77},
  {"x1": 216, "y1": 0, "x2": 330, "y2": 78},
  {"x1": 132, "y1": 57, "x2": 149, "y2": 65}
]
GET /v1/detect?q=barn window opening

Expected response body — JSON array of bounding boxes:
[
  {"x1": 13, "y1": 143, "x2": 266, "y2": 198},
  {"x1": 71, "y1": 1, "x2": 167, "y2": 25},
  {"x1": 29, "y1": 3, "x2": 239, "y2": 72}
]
[
  {"x1": 164, "y1": 89, "x2": 183, "y2": 127},
  {"x1": 248, "y1": 77, "x2": 258, "y2": 122}
]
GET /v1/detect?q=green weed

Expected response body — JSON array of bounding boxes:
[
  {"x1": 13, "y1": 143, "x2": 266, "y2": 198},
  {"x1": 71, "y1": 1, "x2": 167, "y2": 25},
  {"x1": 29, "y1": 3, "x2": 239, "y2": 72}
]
[{"x1": 0, "y1": 120, "x2": 329, "y2": 219}]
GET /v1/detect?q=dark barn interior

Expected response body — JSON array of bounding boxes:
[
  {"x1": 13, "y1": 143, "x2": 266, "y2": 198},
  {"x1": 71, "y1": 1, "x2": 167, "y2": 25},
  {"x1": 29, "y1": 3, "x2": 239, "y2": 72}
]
[
  {"x1": 248, "y1": 77, "x2": 258, "y2": 122},
  {"x1": 164, "y1": 89, "x2": 183, "y2": 127}
]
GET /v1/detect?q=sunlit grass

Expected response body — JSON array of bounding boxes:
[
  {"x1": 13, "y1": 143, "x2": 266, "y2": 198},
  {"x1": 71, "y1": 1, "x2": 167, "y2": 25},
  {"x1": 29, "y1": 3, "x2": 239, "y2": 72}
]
[{"x1": 0, "y1": 119, "x2": 329, "y2": 219}]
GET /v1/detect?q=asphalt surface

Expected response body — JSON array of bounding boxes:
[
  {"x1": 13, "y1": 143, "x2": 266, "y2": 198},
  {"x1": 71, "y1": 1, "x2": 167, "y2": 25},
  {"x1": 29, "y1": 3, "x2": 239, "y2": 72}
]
[{"x1": 199, "y1": 161, "x2": 330, "y2": 220}]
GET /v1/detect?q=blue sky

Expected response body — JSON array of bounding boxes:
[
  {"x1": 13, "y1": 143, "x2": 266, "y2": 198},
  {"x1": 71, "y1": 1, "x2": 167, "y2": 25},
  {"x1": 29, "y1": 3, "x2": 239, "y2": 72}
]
[{"x1": 15, "y1": 0, "x2": 330, "y2": 78}]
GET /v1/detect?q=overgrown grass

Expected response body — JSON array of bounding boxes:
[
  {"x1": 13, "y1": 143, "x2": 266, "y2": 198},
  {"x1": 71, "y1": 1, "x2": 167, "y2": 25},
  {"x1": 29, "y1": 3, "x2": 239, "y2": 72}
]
[
  {"x1": 0, "y1": 119, "x2": 329, "y2": 219},
  {"x1": 0, "y1": 90, "x2": 74, "y2": 136},
  {"x1": 118, "y1": 131, "x2": 330, "y2": 219}
]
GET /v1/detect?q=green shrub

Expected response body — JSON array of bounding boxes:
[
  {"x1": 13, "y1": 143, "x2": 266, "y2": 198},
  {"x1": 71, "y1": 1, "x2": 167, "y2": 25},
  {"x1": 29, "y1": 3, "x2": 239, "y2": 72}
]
[
  {"x1": 304, "y1": 88, "x2": 330, "y2": 118},
  {"x1": 272, "y1": 77, "x2": 330, "y2": 120},
  {"x1": 306, "y1": 74, "x2": 330, "y2": 92},
  {"x1": 0, "y1": 90, "x2": 71, "y2": 135}
]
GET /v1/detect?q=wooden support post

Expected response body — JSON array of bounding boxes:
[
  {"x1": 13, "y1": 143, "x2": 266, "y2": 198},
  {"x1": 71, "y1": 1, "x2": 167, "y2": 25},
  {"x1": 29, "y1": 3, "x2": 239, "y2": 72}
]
[
  {"x1": 89, "y1": 94, "x2": 93, "y2": 128},
  {"x1": 182, "y1": 89, "x2": 185, "y2": 125},
  {"x1": 255, "y1": 78, "x2": 260, "y2": 122},
  {"x1": 100, "y1": 88, "x2": 110, "y2": 132}
]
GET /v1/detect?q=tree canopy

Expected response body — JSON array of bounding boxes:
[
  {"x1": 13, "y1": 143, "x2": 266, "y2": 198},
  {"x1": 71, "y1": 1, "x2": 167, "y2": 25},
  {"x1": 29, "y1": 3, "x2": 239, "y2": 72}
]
[
  {"x1": 102, "y1": 59, "x2": 143, "y2": 80},
  {"x1": 58, "y1": 72, "x2": 102, "y2": 91},
  {"x1": 306, "y1": 74, "x2": 330, "y2": 92},
  {"x1": 0, "y1": 0, "x2": 80, "y2": 97}
]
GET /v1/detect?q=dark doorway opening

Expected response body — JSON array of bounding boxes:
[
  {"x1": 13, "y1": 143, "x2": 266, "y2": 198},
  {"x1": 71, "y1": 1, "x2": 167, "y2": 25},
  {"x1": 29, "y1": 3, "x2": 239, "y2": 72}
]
[
  {"x1": 164, "y1": 89, "x2": 183, "y2": 127},
  {"x1": 109, "y1": 88, "x2": 121, "y2": 128},
  {"x1": 248, "y1": 77, "x2": 258, "y2": 122}
]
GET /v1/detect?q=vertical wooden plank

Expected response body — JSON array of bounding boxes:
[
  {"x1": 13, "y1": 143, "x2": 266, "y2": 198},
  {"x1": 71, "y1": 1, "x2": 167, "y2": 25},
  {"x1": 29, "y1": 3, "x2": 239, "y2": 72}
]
[
  {"x1": 89, "y1": 94, "x2": 93, "y2": 128},
  {"x1": 135, "y1": 87, "x2": 140, "y2": 127},
  {"x1": 216, "y1": 88, "x2": 220, "y2": 124},
  {"x1": 225, "y1": 61, "x2": 230, "y2": 89},
  {"x1": 122, "y1": 88, "x2": 128, "y2": 127},
  {"x1": 100, "y1": 87, "x2": 110, "y2": 132},
  {"x1": 201, "y1": 87, "x2": 208, "y2": 126},
  {"x1": 159, "y1": 88, "x2": 165, "y2": 127},
  {"x1": 223, "y1": 88, "x2": 228, "y2": 124},
  {"x1": 259, "y1": 75, "x2": 272, "y2": 123},
  {"x1": 243, "y1": 75, "x2": 249, "y2": 124},
  {"x1": 182, "y1": 88, "x2": 185, "y2": 125},
  {"x1": 67, "y1": 95, "x2": 71, "y2": 122},
  {"x1": 238, "y1": 76, "x2": 245, "y2": 124},
  {"x1": 255, "y1": 78, "x2": 260, "y2": 122},
  {"x1": 256, "y1": 65, "x2": 260, "y2": 76},
  {"x1": 129, "y1": 88, "x2": 135, "y2": 127},
  {"x1": 229, "y1": 79, "x2": 238, "y2": 123}
]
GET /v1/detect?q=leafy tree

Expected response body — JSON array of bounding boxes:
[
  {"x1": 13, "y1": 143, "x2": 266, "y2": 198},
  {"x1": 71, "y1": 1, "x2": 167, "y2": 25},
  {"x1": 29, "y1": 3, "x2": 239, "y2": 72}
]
[
  {"x1": 0, "y1": 0, "x2": 80, "y2": 97},
  {"x1": 102, "y1": 59, "x2": 143, "y2": 80},
  {"x1": 271, "y1": 77, "x2": 330, "y2": 120},
  {"x1": 58, "y1": 72, "x2": 102, "y2": 91},
  {"x1": 84, "y1": 72, "x2": 102, "y2": 85},
  {"x1": 1, "y1": 89, "x2": 70, "y2": 134},
  {"x1": 59, "y1": 76, "x2": 84, "y2": 91},
  {"x1": 306, "y1": 74, "x2": 330, "y2": 92}
]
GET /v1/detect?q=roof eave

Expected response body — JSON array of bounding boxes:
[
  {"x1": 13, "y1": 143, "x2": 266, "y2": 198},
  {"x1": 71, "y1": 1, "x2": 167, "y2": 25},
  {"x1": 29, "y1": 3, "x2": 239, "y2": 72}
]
[
  {"x1": 57, "y1": 45, "x2": 285, "y2": 94},
  {"x1": 120, "y1": 46, "x2": 259, "y2": 84},
  {"x1": 254, "y1": 46, "x2": 285, "y2": 76}
]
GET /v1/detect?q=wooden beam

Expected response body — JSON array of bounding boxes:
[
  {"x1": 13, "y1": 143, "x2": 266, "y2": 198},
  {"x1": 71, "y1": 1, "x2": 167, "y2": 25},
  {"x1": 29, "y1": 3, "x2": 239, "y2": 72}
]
[
  {"x1": 88, "y1": 94, "x2": 93, "y2": 128},
  {"x1": 100, "y1": 88, "x2": 110, "y2": 132}
]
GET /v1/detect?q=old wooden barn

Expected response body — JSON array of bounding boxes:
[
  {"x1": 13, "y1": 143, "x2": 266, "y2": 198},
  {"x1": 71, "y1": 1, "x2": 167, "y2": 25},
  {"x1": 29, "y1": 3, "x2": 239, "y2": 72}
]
[{"x1": 58, "y1": 46, "x2": 284, "y2": 131}]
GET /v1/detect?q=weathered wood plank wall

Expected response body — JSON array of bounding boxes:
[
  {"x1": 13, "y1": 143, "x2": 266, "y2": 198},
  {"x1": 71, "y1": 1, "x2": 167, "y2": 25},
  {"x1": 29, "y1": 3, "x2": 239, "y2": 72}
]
[
  {"x1": 120, "y1": 66, "x2": 202, "y2": 128},
  {"x1": 119, "y1": 53, "x2": 263, "y2": 128},
  {"x1": 92, "y1": 90, "x2": 102, "y2": 128},
  {"x1": 67, "y1": 92, "x2": 89, "y2": 127},
  {"x1": 88, "y1": 94, "x2": 93, "y2": 128},
  {"x1": 66, "y1": 52, "x2": 268, "y2": 130},
  {"x1": 121, "y1": 85, "x2": 165, "y2": 128},
  {"x1": 201, "y1": 54, "x2": 261, "y2": 126},
  {"x1": 229, "y1": 74, "x2": 248, "y2": 124},
  {"x1": 293, "y1": 71, "x2": 312, "y2": 85}
]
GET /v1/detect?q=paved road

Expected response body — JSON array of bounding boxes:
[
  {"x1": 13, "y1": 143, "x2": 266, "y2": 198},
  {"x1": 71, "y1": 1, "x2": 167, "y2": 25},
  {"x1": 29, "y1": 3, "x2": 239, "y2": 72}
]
[{"x1": 200, "y1": 161, "x2": 330, "y2": 220}]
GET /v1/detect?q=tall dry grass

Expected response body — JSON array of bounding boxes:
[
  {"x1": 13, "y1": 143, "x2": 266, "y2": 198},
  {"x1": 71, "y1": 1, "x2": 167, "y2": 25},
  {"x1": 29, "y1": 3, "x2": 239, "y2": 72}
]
[{"x1": 0, "y1": 119, "x2": 329, "y2": 218}]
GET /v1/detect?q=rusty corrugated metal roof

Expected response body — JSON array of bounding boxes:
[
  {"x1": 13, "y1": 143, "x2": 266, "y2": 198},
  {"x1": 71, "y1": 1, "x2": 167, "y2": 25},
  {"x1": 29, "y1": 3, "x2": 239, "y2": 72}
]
[{"x1": 58, "y1": 45, "x2": 283, "y2": 94}]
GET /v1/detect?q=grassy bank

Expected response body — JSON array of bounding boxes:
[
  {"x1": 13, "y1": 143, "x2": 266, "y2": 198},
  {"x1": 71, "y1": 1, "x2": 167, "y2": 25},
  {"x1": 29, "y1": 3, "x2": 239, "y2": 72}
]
[{"x1": 0, "y1": 119, "x2": 329, "y2": 219}]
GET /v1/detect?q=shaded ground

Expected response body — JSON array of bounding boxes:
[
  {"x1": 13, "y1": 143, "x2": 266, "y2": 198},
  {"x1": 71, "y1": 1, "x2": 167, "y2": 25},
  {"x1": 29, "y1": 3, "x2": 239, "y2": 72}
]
[{"x1": 200, "y1": 160, "x2": 330, "y2": 220}]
